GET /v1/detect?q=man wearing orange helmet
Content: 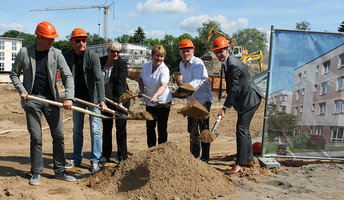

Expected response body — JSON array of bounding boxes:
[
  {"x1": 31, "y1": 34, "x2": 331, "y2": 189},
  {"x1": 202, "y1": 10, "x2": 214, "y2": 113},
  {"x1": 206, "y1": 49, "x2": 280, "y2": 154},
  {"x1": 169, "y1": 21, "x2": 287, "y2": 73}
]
[
  {"x1": 176, "y1": 39, "x2": 213, "y2": 163},
  {"x1": 10, "y1": 21, "x2": 76, "y2": 185},
  {"x1": 63, "y1": 28, "x2": 106, "y2": 173},
  {"x1": 212, "y1": 37, "x2": 263, "y2": 174}
]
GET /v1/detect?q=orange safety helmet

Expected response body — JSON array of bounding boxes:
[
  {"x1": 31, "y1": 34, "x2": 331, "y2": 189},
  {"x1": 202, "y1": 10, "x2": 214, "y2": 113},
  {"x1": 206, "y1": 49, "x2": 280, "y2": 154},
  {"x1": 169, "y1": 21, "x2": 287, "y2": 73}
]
[
  {"x1": 179, "y1": 39, "x2": 195, "y2": 49},
  {"x1": 35, "y1": 21, "x2": 59, "y2": 38},
  {"x1": 212, "y1": 37, "x2": 230, "y2": 50},
  {"x1": 70, "y1": 28, "x2": 88, "y2": 39},
  {"x1": 252, "y1": 142, "x2": 262, "y2": 154}
]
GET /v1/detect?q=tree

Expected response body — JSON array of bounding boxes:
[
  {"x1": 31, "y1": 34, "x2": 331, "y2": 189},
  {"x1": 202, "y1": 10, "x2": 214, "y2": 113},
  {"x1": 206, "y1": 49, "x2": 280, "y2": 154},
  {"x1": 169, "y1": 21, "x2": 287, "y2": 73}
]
[
  {"x1": 196, "y1": 20, "x2": 221, "y2": 52},
  {"x1": 296, "y1": 20, "x2": 311, "y2": 30},
  {"x1": 160, "y1": 34, "x2": 179, "y2": 72},
  {"x1": 338, "y1": 21, "x2": 344, "y2": 33},
  {"x1": 53, "y1": 40, "x2": 72, "y2": 53},
  {"x1": 115, "y1": 34, "x2": 131, "y2": 43},
  {"x1": 232, "y1": 28, "x2": 268, "y2": 54},
  {"x1": 129, "y1": 26, "x2": 146, "y2": 44},
  {"x1": 1, "y1": 30, "x2": 36, "y2": 47},
  {"x1": 267, "y1": 110, "x2": 298, "y2": 141},
  {"x1": 87, "y1": 33, "x2": 105, "y2": 45}
]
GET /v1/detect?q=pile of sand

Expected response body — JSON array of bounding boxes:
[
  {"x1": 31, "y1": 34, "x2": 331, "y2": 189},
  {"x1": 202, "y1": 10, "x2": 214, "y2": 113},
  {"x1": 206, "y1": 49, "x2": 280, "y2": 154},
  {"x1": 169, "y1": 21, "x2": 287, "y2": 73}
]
[
  {"x1": 86, "y1": 142, "x2": 234, "y2": 200},
  {"x1": 178, "y1": 97, "x2": 209, "y2": 119}
]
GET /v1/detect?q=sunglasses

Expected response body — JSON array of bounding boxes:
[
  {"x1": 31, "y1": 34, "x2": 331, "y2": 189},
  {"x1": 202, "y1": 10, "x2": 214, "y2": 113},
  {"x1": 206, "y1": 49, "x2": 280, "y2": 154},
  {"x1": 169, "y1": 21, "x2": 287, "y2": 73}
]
[
  {"x1": 110, "y1": 50, "x2": 120, "y2": 54},
  {"x1": 75, "y1": 39, "x2": 86, "y2": 43}
]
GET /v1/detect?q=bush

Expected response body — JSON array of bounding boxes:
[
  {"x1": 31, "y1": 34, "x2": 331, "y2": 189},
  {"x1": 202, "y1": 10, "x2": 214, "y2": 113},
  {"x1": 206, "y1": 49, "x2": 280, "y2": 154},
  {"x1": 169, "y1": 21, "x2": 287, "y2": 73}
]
[
  {"x1": 306, "y1": 135, "x2": 326, "y2": 150},
  {"x1": 292, "y1": 134, "x2": 309, "y2": 149}
]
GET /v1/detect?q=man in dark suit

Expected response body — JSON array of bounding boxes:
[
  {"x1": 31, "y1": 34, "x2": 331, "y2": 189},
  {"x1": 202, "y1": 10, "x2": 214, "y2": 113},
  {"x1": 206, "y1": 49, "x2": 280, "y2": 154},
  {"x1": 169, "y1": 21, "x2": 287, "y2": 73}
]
[
  {"x1": 99, "y1": 41, "x2": 130, "y2": 163},
  {"x1": 212, "y1": 37, "x2": 263, "y2": 174},
  {"x1": 63, "y1": 28, "x2": 106, "y2": 173},
  {"x1": 10, "y1": 21, "x2": 76, "y2": 185}
]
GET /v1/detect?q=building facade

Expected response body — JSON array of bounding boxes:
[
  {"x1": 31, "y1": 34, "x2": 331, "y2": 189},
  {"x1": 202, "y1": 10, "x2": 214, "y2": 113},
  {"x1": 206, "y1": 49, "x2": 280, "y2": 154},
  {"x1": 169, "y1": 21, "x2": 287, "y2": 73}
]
[
  {"x1": 0, "y1": 37, "x2": 23, "y2": 72},
  {"x1": 267, "y1": 89, "x2": 293, "y2": 114},
  {"x1": 292, "y1": 44, "x2": 344, "y2": 145}
]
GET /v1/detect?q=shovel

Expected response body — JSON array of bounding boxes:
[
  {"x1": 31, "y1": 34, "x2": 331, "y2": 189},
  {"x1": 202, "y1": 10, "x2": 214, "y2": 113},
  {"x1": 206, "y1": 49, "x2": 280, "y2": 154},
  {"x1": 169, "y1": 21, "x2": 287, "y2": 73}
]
[
  {"x1": 75, "y1": 98, "x2": 124, "y2": 117},
  {"x1": 105, "y1": 97, "x2": 134, "y2": 116},
  {"x1": 141, "y1": 93, "x2": 160, "y2": 105},
  {"x1": 27, "y1": 95, "x2": 112, "y2": 119},
  {"x1": 198, "y1": 115, "x2": 222, "y2": 143}
]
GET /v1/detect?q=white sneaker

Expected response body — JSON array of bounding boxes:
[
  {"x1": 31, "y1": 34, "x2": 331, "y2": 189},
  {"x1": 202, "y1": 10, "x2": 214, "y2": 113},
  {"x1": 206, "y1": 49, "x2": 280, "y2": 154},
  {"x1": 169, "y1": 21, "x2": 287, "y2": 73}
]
[
  {"x1": 65, "y1": 160, "x2": 80, "y2": 169},
  {"x1": 91, "y1": 162, "x2": 100, "y2": 173}
]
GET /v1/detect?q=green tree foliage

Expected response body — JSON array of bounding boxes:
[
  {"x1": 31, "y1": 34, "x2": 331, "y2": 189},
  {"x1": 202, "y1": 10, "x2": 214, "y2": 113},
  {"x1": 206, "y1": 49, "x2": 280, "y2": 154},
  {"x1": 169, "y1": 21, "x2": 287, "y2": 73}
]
[
  {"x1": 267, "y1": 110, "x2": 298, "y2": 141},
  {"x1": 196, "y1": 20, "x2": 221, "y2": 53},
  {"x1": 53, "y1": 40, "x2": 72, "y2": 53},
  {"x1": 232, "y1": 28, "x2": 268, "y2": 54},
  {"x1": 115, "y1": 34, "x2": 131, "y2": 43},
  {"x1": 160, "y1": 34, "x2": 180, "y2": 72},
  {"x1": 292, "y1": 134, "x2": 309, "y2": 149},
  {"x1": 338, "y1": 21, "x2": 344, "y2": 33},
  {"x1": 296, "y1": 20, "x2": 311, "y2": 30},
  {"x1": 87, "y1": 33, "x2": 105, "y2": 45},
  {"x1": 1, "y1": 30, "x2": 36, "y2": 47},
  {"x1": 129, "y1": 26, "x2": 146, "y2": 44}
]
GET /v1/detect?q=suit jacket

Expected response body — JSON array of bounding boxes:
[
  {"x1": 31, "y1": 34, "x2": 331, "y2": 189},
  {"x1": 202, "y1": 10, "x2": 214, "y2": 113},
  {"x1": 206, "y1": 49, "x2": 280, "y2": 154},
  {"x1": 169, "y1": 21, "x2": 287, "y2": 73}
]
[
  {"x1": 63, "y1": 48, "x2": 105, "y2": 104},
  {"x1": 224, "y1": 55, "x2": 263, "y2": 114},
  {"x1": 100, "y1": 56, "x2": 129, "y2": 102},
  {"x1": 10, "y1": 43, "x2": 74, "y2": 107}
]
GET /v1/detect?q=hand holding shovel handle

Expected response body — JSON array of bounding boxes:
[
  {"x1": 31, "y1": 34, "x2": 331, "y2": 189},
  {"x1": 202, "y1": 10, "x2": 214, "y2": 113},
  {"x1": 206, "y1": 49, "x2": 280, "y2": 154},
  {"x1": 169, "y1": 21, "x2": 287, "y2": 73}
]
[
  {"x1": 28, "y1": 95, "x2": 112, "y2": 119},
  {"x1": 141, "y1": 93, "x2": 160, "y2": 105},
  {"x1": 105, "y1": 97, "x2": 134, "y2": 116}
]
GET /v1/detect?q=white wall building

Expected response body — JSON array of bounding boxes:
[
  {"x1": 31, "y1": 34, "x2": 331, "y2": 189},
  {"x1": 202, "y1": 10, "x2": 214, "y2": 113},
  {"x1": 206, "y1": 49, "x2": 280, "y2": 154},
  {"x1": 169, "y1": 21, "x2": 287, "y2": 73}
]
[{"x1": 0, "y1": 37, "x2": 23, "y2": 72}]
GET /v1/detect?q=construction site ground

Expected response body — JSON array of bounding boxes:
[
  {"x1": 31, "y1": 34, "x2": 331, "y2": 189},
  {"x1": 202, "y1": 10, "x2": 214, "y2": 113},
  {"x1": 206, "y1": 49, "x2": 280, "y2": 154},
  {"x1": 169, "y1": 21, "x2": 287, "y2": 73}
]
[{"x1": 1, "y1": 82, "x2": 344, "y2": 200}]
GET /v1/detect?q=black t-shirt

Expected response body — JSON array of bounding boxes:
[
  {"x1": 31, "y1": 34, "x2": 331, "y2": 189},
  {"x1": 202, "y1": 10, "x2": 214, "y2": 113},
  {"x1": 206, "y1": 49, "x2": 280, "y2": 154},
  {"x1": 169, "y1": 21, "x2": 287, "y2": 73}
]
[
  {"x1": 33, "y1": 49, "x2": 51, "y2": 94},
  {"x1": 74, "y1": 52, "x2": 91, "y2": 101}
]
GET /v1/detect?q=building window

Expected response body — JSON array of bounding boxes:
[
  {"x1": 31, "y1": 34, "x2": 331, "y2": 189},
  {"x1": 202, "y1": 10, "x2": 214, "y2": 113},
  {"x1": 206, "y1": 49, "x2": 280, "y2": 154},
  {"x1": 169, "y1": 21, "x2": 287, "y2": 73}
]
[
  {"x1": 313, "y1": 84, "x2": 317, "y2": 93},
  {"x1": 12, "y1": 42, "x2": 17, "y2": 50},
  {"x1": 12, "y1": 53, "x2": 17, "y2": 61},
  {"x1": 303, "y1": 71, "x2": 307, "y2": 78},
  {"x1": 301, "y1": 88, "x2": 305, "y2": 96},
  {"x1": 297, "y1": 73, "x2": 302, "y2": 84},
  {"x1": 300, "y1": 106, "x2": 303, "y2": 113},
  {"x1": 319, "y1": 103, "x2": 326, "y2": 115},
  {"x1": 338, "y1": 77, "x2": 344, "y2": 91},
  {"x1": 340, "y1": 54, "x2": 344, "y2": 69},
  {"x1": 323, "y1": 61, "x2": 330, "y2": 74},
  {"x1": 315, "y1": 65, "x2": 319, "y2": 73},
  {"x1": 281, "y1": 94, "x2": 288, "y2": 102},
  {"x1": 312, "y1": 104, "x2": 315, "y2": 112},
  {"x1": 316, "y1": 126, "x2": 322, "y2": 136},
  {"x1": 0, "y1": 52, "x2": 4, "y2": 60},
  {"x1": 310, "y1": 127, "x2": 313, "y2": 135},
  {"x1": 331, "y1": 127, "x2": 343, "y2": 142},
  {"x1": 321, "y1": 82, "x2": 328, "y2": 95},
  {"x1": 294, "y1": 107, "x2": 298, "y2": 115},
  {"x1": 335, "y1": 100, "x2": 344, "y2": 114},
  {"x1": 279, "y1": 105, "x2": 286, "y2": 112},
  {"x1": 296, "y1": 90, "x2": 301, "y2": 100},
  {"x1": 0, "y1": 63, "x2": 4, "y2": 71},
  {"x1": 0, "y1": 41, "x2": 4, "y2": 49}
]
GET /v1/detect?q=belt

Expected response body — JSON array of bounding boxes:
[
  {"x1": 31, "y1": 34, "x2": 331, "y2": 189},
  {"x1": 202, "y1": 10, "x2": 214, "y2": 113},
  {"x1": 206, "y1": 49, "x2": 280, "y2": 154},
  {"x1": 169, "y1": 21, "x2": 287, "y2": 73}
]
[{"x1": 31, "y1": 90, "x2": 52, "y2": 96}]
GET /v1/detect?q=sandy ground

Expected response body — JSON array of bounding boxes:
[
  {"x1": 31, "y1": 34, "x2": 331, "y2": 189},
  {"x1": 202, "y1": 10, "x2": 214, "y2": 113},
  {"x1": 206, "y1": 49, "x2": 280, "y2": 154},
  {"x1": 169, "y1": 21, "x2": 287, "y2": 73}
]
[{"x1": 1, "y1": 82, "x2": 344, "y2": 200}]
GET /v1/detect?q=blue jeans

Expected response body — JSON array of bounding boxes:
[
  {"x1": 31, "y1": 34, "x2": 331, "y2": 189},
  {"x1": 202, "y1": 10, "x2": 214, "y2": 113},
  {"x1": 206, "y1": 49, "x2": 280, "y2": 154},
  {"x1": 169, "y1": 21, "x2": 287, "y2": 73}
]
[{"x1": 72, "y1": 102, "x2": 102, "y2": 164}]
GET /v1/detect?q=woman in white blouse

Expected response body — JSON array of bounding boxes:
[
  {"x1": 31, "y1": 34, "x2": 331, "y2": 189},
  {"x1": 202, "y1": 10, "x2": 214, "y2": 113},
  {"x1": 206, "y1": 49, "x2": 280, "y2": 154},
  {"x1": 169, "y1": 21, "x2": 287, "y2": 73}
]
[{"x1": 138, "y1": 45, "x2": 173, "y2": 147}]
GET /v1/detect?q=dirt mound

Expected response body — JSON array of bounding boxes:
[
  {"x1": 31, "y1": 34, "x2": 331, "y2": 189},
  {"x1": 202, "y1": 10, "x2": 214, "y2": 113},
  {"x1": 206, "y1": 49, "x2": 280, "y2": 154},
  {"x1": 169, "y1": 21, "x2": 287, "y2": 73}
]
[{"x1": 87, "y1": 142, "x2": 234, "y2": 200}]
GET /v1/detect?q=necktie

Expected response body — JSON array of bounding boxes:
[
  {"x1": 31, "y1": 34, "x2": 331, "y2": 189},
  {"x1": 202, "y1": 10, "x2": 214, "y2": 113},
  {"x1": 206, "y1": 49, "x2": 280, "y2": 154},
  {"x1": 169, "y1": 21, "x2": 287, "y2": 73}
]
[{"x1": 218, "y1": 63, "x2": 225, "y2": 101}]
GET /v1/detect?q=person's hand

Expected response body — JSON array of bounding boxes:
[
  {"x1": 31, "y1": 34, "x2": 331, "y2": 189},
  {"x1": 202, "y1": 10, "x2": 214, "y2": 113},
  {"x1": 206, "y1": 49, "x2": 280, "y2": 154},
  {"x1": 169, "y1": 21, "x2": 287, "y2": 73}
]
[
  {"x1": 63, "y1": 99, "x2": 73, "y2": 110},
  {"x1": 151, "y1": 94, "x2": 158, "y2": 103},
  {"x1": 20, "y1": 91, "x2": 29, "y2": 100},
  {"x1": 218, "y1": 107, "x2": 226, "y2": 119},
  {"x1": 99, "y1": 101, "x2": 107, "y2": 112}
]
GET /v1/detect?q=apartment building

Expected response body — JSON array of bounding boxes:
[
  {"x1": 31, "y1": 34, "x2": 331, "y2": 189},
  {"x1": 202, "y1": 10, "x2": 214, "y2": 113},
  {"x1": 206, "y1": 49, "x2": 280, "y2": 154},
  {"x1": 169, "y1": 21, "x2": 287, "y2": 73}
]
[
  {"x1": 267, "y1": 89, "x2": 293, "y2": 114},
  {"x1": 292, "y1": 44, "x2": 344, "y2": 144},
  {"x1": 0, "y1": 37, "x2": 22, "y2": 72}
]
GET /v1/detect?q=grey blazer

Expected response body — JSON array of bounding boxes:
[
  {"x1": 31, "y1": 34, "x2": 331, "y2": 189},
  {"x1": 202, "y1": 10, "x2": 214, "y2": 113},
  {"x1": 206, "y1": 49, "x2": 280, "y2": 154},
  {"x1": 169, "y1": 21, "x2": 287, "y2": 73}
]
[
  {"x1": 224, "y1": 55, "x2": 263, "y2": 114},
  {"x1": 10, "y1": 43, "x2": 74, "y2": 107},
  {"x1": 63, "y1": 49, "x2": 105, "y2": 104}
]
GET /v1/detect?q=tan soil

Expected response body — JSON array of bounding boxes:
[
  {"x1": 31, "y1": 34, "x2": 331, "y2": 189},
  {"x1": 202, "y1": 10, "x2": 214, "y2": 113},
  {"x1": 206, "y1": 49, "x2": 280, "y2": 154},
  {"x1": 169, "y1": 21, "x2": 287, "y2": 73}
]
[
  {"x1": 1, "y1": 82, "x2": 344, "y2": 200},
  {"x1": 178, "y1": 97, "x2": 209, "y2": 119},
  {"x1": 176, "y1": 83, "x2": 195, "y2": 96},
  {"x1": 198, "y1": 129, "x2": 216, "y2": 143},
  {"x1": 118, "y1": 90, "x2": 137, "y2": 103},
  {"x1": 133, "y1": 111, "x2": 155, "y2": 121}
]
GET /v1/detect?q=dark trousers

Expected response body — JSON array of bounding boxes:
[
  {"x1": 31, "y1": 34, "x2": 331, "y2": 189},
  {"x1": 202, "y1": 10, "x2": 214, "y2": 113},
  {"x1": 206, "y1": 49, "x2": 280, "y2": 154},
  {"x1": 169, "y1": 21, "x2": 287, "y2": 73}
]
[
  {"x1": 24, "y1": 94, "x2": 65, "y2": 174},
  {"x1": 145, "y1": 102, "x2": 171, "y2": 147},
  {"x1": 102, "y1": 101, "x2": 130, "y2": 161},
  {"x1": 236, "y1": 102, "x2": 260, "y2": 165},
  {"x1": 188, "y1": 101, "x2": 211, "y2": 161}
]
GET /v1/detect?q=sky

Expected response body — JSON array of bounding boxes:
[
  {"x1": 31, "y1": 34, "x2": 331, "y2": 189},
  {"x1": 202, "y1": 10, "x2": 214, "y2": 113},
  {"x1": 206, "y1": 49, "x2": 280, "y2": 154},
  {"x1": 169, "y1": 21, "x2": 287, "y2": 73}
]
[{"x1": 0, "y1": 0, "x2": 343, "y2": 41}]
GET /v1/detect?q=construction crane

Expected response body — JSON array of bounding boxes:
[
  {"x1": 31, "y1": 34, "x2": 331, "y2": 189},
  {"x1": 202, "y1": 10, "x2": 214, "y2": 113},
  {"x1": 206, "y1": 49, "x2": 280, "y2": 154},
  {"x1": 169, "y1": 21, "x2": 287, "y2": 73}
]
[
  {"x1": 30, "y1": 0, "x2": 114, "y2": 43},
  {"x1": 241, "y1": 50, "x2": 264, "y2": 72}
]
